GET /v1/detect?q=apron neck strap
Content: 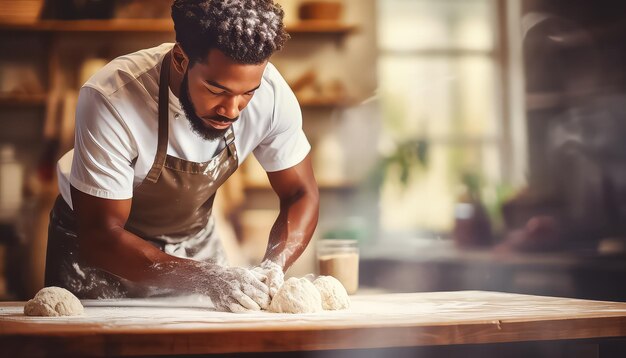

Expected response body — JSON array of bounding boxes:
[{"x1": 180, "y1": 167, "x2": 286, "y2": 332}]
[
  {"x1": 223, "y1": 126, "x2": 235, "y2": 145},
  {"x1": 223, "y1": 125, "x2": 236, "y2": 157},
  {"x1": 145, "y1": 51, "x2": 172, "y2": 184}
]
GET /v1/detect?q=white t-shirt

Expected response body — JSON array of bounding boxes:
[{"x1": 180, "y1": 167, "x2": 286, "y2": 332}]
[{"x1": 57, "y1": 43, "x2": 310, "y2": 208}]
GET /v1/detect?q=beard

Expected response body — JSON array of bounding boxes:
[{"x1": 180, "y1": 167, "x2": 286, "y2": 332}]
[{"x1": 179, "y1": 70, "x2": 234, "y2": 141}]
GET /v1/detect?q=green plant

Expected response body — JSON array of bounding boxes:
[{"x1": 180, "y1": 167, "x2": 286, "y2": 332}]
[{"x1": 369, "y1": 137, "x2": 429, "y2": 189}]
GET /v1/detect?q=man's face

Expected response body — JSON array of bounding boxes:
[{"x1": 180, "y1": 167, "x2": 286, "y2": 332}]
[{"x1": 179, "y1": 49, "x2": 267, "y2": 141}]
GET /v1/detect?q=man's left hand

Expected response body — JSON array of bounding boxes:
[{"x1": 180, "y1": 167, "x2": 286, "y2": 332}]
[{"x1": 252, "y1": 260, "x2": 285, "y2": 299}]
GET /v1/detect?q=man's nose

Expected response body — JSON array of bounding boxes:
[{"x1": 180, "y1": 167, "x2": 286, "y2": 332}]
[{"x1": 216, "y1": 95, "x2": 240, "y2": 120}]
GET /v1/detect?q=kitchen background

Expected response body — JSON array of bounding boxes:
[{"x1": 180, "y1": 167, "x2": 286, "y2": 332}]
[{"x1": 1, "y1": 0, "x2": 625, "y2": 302}]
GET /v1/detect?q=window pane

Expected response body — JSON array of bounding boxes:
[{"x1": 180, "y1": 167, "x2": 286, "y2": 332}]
[
  {"x1": 377, "y1": 0, "x2": 495, "y2": 51},
  {"x1": 378, "y1": 55, "x2": 499, "y2": 138},
  {"x1": 380, "y1": 143, "x2": 501, "y2": 232}
]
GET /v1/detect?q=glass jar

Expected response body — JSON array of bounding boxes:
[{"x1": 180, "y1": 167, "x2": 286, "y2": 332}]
[{"x1": 316, "y1": 239, "x2": 359, "y2": 294}]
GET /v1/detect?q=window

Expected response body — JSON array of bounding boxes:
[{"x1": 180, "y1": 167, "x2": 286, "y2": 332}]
[{"x1": 377, "y1": 0, "x2": 505, "y2": 233}]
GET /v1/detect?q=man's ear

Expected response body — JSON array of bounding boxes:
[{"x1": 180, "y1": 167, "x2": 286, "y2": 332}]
[{"x1": 172, "y1": 43, "x2": 189, "y2": 74}]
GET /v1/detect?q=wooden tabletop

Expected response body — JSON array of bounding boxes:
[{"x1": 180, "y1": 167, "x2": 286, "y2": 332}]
[{"x1": 2, "y1": 291, "x2": 626, "y2": 356}]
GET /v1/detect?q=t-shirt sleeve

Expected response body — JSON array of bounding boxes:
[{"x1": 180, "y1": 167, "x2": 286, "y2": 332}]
[
  {"x1": 69, "y1": 86, "x2": 137, "y2": 199},
  {"x1": 253, "y1": 67, "x2": 311, "y2": 172}
]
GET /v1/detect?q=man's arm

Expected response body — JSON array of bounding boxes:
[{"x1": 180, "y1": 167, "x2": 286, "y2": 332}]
[
  {"x1": 72, "y1": 185, "x2": 197, "y2": 281},
  {"x1": 262, "y1": 154, "x2": 320, "y2": 270},
  {"x1": 70, "y1": 186, "x2": 270, "y2": 311}
]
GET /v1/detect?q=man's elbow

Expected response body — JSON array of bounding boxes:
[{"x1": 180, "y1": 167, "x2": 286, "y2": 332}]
[
  {"x1": 309, "y1": 184, "x2": 320, "y2": 209},
  {"x1": 298, "y1": 183, "x2": 320, "y2": 208}
]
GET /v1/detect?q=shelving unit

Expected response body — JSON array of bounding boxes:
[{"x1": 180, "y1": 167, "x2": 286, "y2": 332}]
[
  {"x1": 0, "y1": 19, "x2": 358, "y2": 113},
  {"x1": 0, "y1": 94, "x2": 352, "y2": 110},
  {"x1": 0, "y1": 19, "x2": 357, "y2": 34},
  {"x1": 285, "y1": 21, "x2": 357, "y2": 34},
  {"x1": 0, "y1": 19, "x2": 174, "y2": 32},
  {"x1": 297, "y1": 97, "x2": 356, "y2": 108},
  {"x1": 0, "y1": 93, "x2": 47, "y2": 107}
]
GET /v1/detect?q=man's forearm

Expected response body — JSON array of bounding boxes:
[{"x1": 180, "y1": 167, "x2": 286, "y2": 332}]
[
  {"x1": 78, "y1": 226, "x2": 211, "y2": 294},
  {"x1": 263, "y1": 188, "x2": 320, "y2": 270},
  {"x1": 77, "y1": 225, "x2": 272, "y2": 311}
]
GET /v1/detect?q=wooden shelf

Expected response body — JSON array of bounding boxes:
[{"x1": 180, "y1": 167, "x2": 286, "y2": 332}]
[
  {"x1": 0, "y1": 93, "x2": 47, "y2": 107},
  {"x1": 319, "y1": 181, "x2": 358, "y2": 191},
  {"x1": 0, "y1": 19, "x2": 174, "y2": 32},
  {"x1": 299, "y1": 98, "x2": 355, "y2": 108},
  {"x1": 286, "y1": 21, "x2": 357, "y2": 34},
  {"x1": 0, "y1": 93, "x2": 351, "y2": 109},
  {"x1": 0, "y1": 19, "x2": 357, "y2": 34},
  {"x1": 244, "y1": 181, "x2": 357, "y2": 191}
]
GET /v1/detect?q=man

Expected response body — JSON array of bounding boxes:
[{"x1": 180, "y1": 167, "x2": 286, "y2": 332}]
[{"x1": 44, "y1": 0, "x2": 319, "y2": 313}]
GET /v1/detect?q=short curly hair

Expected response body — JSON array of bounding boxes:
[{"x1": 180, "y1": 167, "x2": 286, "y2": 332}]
[{"x1": 172, "y1": 0, "x2": 290, "y2": 65}]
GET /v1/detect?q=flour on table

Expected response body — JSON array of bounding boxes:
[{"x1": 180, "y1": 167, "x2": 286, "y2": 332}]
[
  {"x1": 24, "y1": 286, "x2": 84, "y2": 317},
  {"x1": 268, "y1": 277, "x2": 322, "y2": 313},
  {"x1": 314, "y1": 276, "x2": 350, "y2": 310}
]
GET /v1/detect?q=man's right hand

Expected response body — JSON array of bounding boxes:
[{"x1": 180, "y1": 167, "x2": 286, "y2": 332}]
[{"x1": 202, "y1": 264, "x2": 271, "y2": 313}]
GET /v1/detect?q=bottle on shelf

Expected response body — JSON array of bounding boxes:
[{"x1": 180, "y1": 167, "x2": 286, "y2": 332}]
[{"x1": 0, "y1": 144, "x2": 24, "y2": 222}]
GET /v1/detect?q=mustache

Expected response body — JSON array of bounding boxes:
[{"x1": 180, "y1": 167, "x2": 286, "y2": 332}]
[{"x1": 203, "y1": 115, "x2": 239, "y2": 123}]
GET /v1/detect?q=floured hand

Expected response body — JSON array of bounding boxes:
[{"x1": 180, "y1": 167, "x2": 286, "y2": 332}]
[
  {"x1": 252, "y1": 260, "x2": 285, "y2": 300},
  {"x1": 202, "y1": 265, "x2": 270, "y2": 313}
]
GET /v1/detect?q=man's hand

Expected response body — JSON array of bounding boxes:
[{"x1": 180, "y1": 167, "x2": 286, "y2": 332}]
[
  {"x1": 200, "y1": 264, "x2": 271, "y2": 313},
  {"x1": 252, "y1": 260, "x2": 285, "y2": 299}
]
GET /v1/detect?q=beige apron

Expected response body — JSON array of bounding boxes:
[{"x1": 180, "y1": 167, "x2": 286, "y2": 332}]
[{"x1": 45, "y1": 52, "x2": 239, "y2": 298}]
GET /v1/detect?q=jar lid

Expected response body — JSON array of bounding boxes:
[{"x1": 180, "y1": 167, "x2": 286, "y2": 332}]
[{"x1": 317, "y1": 239, "x2": 358, "y2": 247}]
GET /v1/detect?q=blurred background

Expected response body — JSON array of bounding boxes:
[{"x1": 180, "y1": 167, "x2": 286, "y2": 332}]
[{"x1": 1, "y1": 0, "x2": 626, "y2": 302}]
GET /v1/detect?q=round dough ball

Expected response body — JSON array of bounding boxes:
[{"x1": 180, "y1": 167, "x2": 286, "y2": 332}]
[
  {"x1": 314, "y1": 275, "x2": 350, "y2": 310},
  {"x1": 24, "y1": 287, "x2": 84, "y2": 317},
  {"x1": 269, "y1": 277, "x2": 322, "y2": 314}
]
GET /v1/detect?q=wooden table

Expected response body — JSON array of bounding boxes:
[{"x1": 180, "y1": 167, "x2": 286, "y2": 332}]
[{"x1": 2, "y1": 291, "x2": 626, "y2": 357}]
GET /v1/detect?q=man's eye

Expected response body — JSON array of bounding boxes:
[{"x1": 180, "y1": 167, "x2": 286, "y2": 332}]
[
  {"x1": 208, "y1": 89, "x2": 225, "y2": 95},
  {"x1": 245, "y1": 91, "x2": 255, "y2": 96}
]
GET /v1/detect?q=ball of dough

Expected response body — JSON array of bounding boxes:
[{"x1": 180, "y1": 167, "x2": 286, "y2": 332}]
[
  {"x1": 24, "y1": 287, "x2": 84, "y2": 317},
  {"x1": 269, "y1": 277, "x2": 323, "y2": 313},
  {"x1": 314, "y1": 275, "x2": 350, "y2": 310}
]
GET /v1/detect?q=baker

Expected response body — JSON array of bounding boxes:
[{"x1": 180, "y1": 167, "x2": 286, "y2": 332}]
[{"x1": 44, "y1": 0, "x2": 319, "y2": 313}]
